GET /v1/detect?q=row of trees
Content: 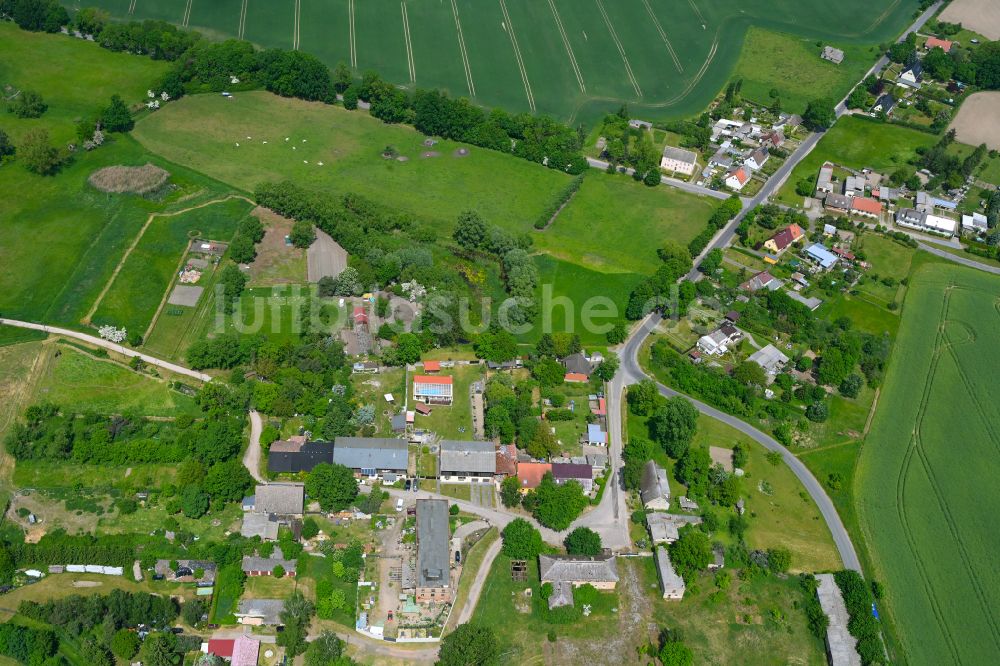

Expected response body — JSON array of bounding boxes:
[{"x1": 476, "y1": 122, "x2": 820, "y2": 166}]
[
  {"x1": 19, "y1": 590, "x2": 179, "y2": 639},
  {"x1": 6, "y1": 400, "x2": 245, "y2": 466}
]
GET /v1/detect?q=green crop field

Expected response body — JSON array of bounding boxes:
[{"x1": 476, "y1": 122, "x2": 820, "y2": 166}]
[
  {"x1": 856, "y1": 263, "x2": 1000, "y2": 665},
  {"x1": 91, "y1": 197, "x2": 254, "y2": 335},
  {"x1": 67, "y1": 0, "x2": 916, "y2": 123}
]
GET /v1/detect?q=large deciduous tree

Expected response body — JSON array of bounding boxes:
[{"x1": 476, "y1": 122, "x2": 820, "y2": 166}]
[
  {"x1": 305, "y1": 463, "x2": 358, "y2": 512},
  {"x1": 648, "y1": 397, "x2": 699, "y2": 458},
  {"x1": 437, "y1": 623, "x2": 500, "y2": 666}
]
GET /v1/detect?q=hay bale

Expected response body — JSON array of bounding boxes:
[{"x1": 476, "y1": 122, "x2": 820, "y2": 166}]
[{"x1": 88, "y1": 163, "x2": 170, "y2": 194}]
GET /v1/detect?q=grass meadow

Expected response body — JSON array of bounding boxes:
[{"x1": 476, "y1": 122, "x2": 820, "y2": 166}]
[
  {"x1": 629, "y1": 406, "x2": 841, "y2": 572},
  {"x1": 535, "y1": 174, "x2": 718, "y2": 275},
  {"x1": 856, "y1": 263, "x2": 1000, "y2": 664},
  {"x1": 0, "y1": 132, "x2": 237, "y2": 328},
  {"x1": 32, "y1": 343, "x2": 200, "y2": 417},
  {"x1": 132, "y1": 91, "x2": 571, "y2": 232},
  {"x1": 78, "y1": 0, "x2": 915, "y2": 124},
  {"x1": 730, "y1": 27, "x2": 881, "y2": 114},
  {"x1": 91, "y1": 197, "x2": 254, "y2": 335},
  {"x1": 777, "y1": 116, "x2": 938, "y2": 206},
  {"x1": 0, "y1": 21, "x2": 169, "y2": 145}
]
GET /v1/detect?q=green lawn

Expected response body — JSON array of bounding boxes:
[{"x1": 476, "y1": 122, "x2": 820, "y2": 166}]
[
  {"x1": 91, "y1": 197, "x2": 254, "y2": 335},
  {"x1": 408, "y1": 364, "x2": 484, "y2": 440},
  {"x1": 32, "y1": 344, "x2": 199, "y2": 417},
  {"x1": 533, "y1": 173, "x2": 717, "y2": 275},
  {"x1": 730, "y1": 27, "x2": 879, "y2": 114},
  {"x1": 856, "y1": 262, "x2": 1000, "y2": 664},
  {"x1": 133, "y1": 91, "x2": 571, "y2": 232},
  {"x1": 816, "y1": 292, "x2": 900, "y2": 338},
  {"x1": 0, "y1": 574, "x2": 193, "y2": 623},
  {"x1": 351, "y1": 368, "x2": 406, "y2": 438},
  {"x1": 777, "y1": 116, "x2": 938, "y2": 206}
]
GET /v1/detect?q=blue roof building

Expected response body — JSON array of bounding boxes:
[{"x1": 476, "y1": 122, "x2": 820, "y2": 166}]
[
  {"x1": 587, "y1": 423, "x2": 607, "y2": 446},
  {"x1": 804, "y1": 244, "x2": 839, "y2": 270}
]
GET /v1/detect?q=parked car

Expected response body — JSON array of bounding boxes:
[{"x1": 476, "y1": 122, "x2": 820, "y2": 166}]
[{"x1": 395, "y1": 498, "x2": 404, "y2": 512}]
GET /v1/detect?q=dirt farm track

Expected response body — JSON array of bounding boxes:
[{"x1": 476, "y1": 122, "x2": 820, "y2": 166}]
[
  {"x1": 949, "y1": 92, "x2": 1000, "y2": 151},
  {"x1": 939, "y1": 0, "x2": 1000, "y2": 40}
]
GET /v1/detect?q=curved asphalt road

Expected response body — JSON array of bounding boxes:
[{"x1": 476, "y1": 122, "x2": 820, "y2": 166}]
[{"x1": 620, "y1": 313, "x2": 862, "y2": 572}]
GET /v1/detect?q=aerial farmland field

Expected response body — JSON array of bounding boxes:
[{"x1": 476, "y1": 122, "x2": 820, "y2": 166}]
[
  {"x1": 62, "y1": 0, "x2": 916, "y2": 123},
  {"x1": 857, "y1": 263, "x2": 1000, "y2": 665}
]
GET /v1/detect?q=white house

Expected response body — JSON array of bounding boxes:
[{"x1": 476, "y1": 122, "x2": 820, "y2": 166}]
[
  {"x1": 725, "y1": 166, "x2": 750, "y2": 191},
  {"x1": 660, "y1": 146, "x2": 698, "y2": 175},
  {"x1": 745, "y1": 148, "x2": 769, "y2": 171},
  {"x1": 962, "y1": 212, "x2": 988, "y2": 234},
  {"x1": 696, "y1": 324, "x2": 741, "y2": 356}
]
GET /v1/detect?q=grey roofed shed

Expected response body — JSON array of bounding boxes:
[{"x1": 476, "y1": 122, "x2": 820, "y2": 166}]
[
  {"x1": 655, "y1": 547, "x2": 686, "y2": 599},
  {"x1": 333, "y1": 437, "x2": 409, "y2": 472},
  {"x1": 661, "y1": 145, "x2": 698, "y2": 165},
  {"x1": 562, "y1": 353, "x2": 592, "y2": 376},
  {"x1": 252, "y1": 483, "x2": 304, "y2": 515},
  {"x1": 640, "y1": 460, "x2": 670, "y2": 510},
  {"x1": 241, "y1": 513, "x2": 280, "y2": 540},
  {"x1": 439, "y1": 440, "x2": 496, "y2": 475},
  {"x1": 235, "y1": 599, "x2": 285, "y2": 625},
  {"x1": 241, "y1": 549, "x2": 297, "y2": 575},
  {"x1": 416, "y1": 499, "x2": 451, "y2": 589},
  {"x1": 824, "y1": 193, "x2": 851, "y2": 210},
  {"x1": 538, "y1": 554, "x2": 619, "y2": 585},
  {"x1": 747, "y1": 344, "x2": 790, "y2": 375}
]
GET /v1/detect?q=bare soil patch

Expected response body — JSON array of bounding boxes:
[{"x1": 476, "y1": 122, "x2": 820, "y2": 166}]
[
  {"x1": 167, "y1": 285, "x2": 204, "y2": 307},
  {"x1": 88, "y1": 163, "x2": 170, "y2": 194},
  {"x1": 949, "y1": 92, "x2": 1000, "y2": 150},
  {"x1": 307, "y1": 228, "x2": 348, "y2": 283},
  {"x1": 939, "y1": 0, "x2": 1000, "y2": 40},
  {"x1": 247, "y1": 207, "x2": 307, "y2": 285}
]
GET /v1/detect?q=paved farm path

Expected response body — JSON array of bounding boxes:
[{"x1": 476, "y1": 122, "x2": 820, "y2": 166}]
[
  {"x1": 83, "y1": 194, "x2": 254, "y2": 324},
  {"x1": 455, "y1": 535, "x2": 503, "y2": 626},
  {"x1": 244, "y1": 409, "x2": 266, "y2": 483},
  {"x1": 0, "y1": 318, "x2": 211, "y2": 383},
  {"x1": 917, "y1": 242, "x2": 1000, "y2": 275}
]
